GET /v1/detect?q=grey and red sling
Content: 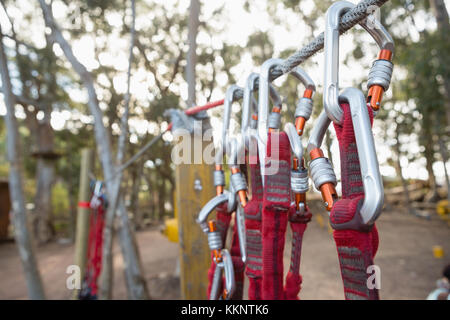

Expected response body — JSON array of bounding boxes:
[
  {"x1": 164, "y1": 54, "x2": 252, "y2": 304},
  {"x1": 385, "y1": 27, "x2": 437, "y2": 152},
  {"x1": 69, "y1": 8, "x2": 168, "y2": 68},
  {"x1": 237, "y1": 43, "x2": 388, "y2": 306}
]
[
  {"x1": 258, "y1": 59, "x2": 314, "y2": 299},
  {"x1": 308, "y1": 0, "x2": 394, "y2": 300},
  {"x1": 283, "y1": 123, "x2": 312, "y2": 300},
  {"x1": 282, "y1": 67, "x2": 316, "y2": 300},
  {"x1": 79, "y1": 181, "x2": 106, "y2": 300},
  {"x1": 257, "y1": 60, "x2": 317, "y2": 300}
]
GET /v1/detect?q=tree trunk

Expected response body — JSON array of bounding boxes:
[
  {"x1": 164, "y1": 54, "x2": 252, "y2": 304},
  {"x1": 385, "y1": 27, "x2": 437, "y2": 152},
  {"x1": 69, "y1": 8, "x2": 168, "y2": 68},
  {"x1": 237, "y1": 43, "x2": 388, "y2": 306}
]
[
  {"x1": 438, "y1": 137, "x2": 450, "y2": 202},
  {"x1": 0, "y1": 29, "x2": 46, "y2": 299},
  {"x1": 38, "y1": 0, "x2": 147, "y2": 299},
  {"x1": 33, "y1": 158, "x2": 55, "y2": 243},
  {"x1": 186, "y1": 0, "x2": 200, "y2": 107},
  {"x1": 393, "y1": 127, "x2": 416, "y2": 214},
  {"x1": 129, "y1": 160, "x2": 144, "y2": 229},
  {"x1": 158, "y1": 179, "x2": 166, "y2": 220},
  {"x1": 424, "y1": 142, "x2": 439, "y2": 202},
  {"x1": 117, "y1": 199, "x2": 150, "y2": 299},
  {"x1": 429, "y1": 0, "x2": 450, "y2": 127},
  {"x1": 33, "y1": 117, "x2": 55, "y2": 244}
]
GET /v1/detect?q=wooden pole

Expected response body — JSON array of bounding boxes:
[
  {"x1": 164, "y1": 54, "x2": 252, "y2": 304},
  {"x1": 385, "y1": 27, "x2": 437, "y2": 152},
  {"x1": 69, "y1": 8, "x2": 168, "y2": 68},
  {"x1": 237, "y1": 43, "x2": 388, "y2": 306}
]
[
  {"x1": 72, "y1": 148, "x2": 94, "y2": 299},
  {"x1": 175, "y1": 131, "x2": 214, "y2": 299}
]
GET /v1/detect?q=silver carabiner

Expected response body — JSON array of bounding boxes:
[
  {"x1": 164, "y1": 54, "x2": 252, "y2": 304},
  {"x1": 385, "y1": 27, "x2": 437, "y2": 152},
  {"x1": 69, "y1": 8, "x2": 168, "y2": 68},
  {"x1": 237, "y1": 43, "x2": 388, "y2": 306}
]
[
  {"x1": 196, "y1": 192, "x2": 231, "y2": 233},
  {"x1": 222, "y1": 85, "x2": 244, "y2": 155},
  {"x1": 242, "y1": 73, "x2": 282, "y2": 151},
  {"x1": 209, "y1": 249, "x2": 235, "y2": 300},
  {"x1": 221, "y1": 249, "x2": 235, "y2": 300},
  {"x1": 289, "y1": 67, "x2": 316, "y2": 136},
  {"x1": 324, "y1": 0, "x2": 395, "y2": 125},
  {"x1": 227, "y1": 137, "x2": 247, "y2": 263},
  {"x1": 285, "y1": 123, "x2": 309, "y2": 215},
  {"x1": 258, "y1": 59, "x2": 316, "y2": 182},
  {"x1": 284, "y1": 122, "x2": 304, "y2": 161},
  {"x1": 257, "y1": 58, "x2": 284, "y2": 182},
  {"x1": 242, "y1": 73, "x2": 260, "y2": 151},
  {"x1": 338, "y1": 88, "x2": 384, "y2": 224},
  {"x1": 306, "y1": 111, "x2": 338, "y2": 212},
  {"x1": 215, "y1": 85, "x2": 244, "y2": 195}
]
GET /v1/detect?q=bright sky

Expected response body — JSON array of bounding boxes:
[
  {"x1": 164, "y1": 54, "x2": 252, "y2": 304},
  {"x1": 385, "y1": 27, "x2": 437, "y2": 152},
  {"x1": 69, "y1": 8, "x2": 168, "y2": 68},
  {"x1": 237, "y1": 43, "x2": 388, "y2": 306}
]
[{"x1": 0, "y1": 0, "x2": 449, "y2": 184}]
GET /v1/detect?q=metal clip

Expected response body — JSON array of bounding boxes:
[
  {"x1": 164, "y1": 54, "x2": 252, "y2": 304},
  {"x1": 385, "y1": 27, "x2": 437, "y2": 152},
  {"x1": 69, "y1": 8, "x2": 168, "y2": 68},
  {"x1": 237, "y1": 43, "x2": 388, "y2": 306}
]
[
  {"x1": 338, "y1": 88, "x2": 384, "y2": 224},
  {"x1": 285, "y1": 123, "x2": 309, "y2": 215},
  {"x1": 242, "y1": 73, "x2": 282, "y2": 152},
  {"x1": 307, "y1": 111, "x2": 338, "y2": 211},
  {"x1": 289, "y1": 67, "x2": 316, "y2": 136},
  {"x1": 227, "y1": 137, "x2": 247, "y2": 263},
  {"x1": 323, "y1": 1, "x2": 395, "y2": 125}
]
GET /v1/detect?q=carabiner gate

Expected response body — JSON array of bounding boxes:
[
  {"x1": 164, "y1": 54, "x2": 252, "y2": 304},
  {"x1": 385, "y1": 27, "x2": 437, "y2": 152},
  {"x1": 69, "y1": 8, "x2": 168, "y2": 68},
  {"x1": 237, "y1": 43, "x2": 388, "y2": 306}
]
[{"x1": 324, "y1": 0, "x2": 394, "y2": 125}]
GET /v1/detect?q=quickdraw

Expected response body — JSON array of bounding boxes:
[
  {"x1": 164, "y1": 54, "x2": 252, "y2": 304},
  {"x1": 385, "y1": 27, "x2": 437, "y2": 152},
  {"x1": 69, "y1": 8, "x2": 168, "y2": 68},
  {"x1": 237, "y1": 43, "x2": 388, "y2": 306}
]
[
  {"x1": 79, "y1": 180, "x2": 106, "y2": 300},
  {"x1": 319, "y1": 0, "x2": 394, "y2": 300},
  {"x1": 197, "y1": 191, "x2": 236, "y2": 300}
]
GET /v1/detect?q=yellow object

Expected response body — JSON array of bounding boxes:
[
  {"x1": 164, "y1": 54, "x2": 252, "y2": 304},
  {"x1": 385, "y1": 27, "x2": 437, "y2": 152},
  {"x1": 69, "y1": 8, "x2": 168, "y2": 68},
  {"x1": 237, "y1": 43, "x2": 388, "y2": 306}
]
[
  {"x1": 316, "y1": 214, "x2": 325, "y2": 229},
  {"x1": 436, "y1": 200, "x2": 449, "y2": 217},
  {"x1": 164, "y1": 218, "x2": 179, "y2": 243},
  {"x1": 432, "y1": 245, "x2": 444, "y2": 259}
]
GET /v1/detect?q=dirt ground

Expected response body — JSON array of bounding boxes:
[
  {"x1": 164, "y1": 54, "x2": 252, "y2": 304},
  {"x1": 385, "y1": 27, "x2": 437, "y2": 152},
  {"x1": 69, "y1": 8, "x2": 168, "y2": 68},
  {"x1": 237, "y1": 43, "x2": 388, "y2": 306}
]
[{"x1": 0, "y1": 204, "x2": 449, "y2": 300}]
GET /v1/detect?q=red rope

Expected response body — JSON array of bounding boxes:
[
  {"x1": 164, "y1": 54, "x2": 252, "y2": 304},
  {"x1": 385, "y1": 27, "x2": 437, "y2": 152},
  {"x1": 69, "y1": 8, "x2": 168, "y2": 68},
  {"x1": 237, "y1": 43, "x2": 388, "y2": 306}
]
[{"x1": 184, "y1": 99, "x2": 225, "y2": 116}]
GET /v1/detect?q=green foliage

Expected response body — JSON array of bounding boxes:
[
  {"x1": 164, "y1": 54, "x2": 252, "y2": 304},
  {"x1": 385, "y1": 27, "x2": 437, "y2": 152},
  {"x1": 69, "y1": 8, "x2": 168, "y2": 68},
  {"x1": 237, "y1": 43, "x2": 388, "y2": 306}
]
[{"x1": 52, "y1": 181, "x2": 70, "y2": 218}]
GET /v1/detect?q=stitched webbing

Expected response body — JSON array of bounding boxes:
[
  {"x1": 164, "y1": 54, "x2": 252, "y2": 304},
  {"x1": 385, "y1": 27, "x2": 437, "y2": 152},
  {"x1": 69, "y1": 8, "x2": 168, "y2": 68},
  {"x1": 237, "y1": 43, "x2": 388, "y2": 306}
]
[
  {"x1": 283, "y1": 205, "x2": 311, "y2": 300},
  {"x1": 244, "y1": 152, "x2": 264, "y2": 300},
  {"x1": 80, "y1": 200, "x2": 105, "y2": 299},
  {"x1": 331, "y1": 103, "x2": 380, "y2": 300},
  {"x1": 262, "y1": 132, "x2": 291, "y2": 300}
]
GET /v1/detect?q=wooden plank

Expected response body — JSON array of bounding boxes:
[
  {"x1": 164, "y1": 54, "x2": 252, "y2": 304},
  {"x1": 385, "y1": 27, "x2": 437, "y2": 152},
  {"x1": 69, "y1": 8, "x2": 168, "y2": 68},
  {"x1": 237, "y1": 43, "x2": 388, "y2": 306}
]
[
  {"x1": 73, "y1": 148, "x2": 94, "y2": 299},
  {"x1": 175, "y1": 132, "x2": 214, "y2": 300}
]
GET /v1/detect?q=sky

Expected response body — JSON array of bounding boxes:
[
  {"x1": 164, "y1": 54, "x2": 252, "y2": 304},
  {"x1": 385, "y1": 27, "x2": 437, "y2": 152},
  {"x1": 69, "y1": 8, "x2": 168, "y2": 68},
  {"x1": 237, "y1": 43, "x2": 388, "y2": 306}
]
[{"x1": 0, "y1": 0, "x2": 449, "y2": 184}]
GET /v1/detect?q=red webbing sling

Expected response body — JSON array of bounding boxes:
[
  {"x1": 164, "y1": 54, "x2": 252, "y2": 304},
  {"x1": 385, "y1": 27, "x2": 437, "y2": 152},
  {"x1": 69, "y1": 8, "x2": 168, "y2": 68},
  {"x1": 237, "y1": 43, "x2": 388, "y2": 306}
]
[
  {"x1": 283, "y1": 204, "x2": 311, "y2": 300},
  {"x1": 83, "y1": 197, "x2": 106, "y2": 298},
  {"x1": 331, "y1": 103, "x2": 379, "y2": 300},
  {"x1": 230, "y1": 218, "x2": 245, "y2": 299},
  {"x1": 244, "y1": 151, "x2": 264, "y2": 300},
  {"x1": 261, "y1": 131, "x2": 291, "y2": 300}
]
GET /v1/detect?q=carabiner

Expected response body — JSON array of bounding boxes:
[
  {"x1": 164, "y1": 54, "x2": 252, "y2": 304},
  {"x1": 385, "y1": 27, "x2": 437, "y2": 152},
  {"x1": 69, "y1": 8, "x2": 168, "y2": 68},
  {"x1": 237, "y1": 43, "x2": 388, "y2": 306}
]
[
  {"x1": 220, "y1": 249, "x2": 236, "y2": 300},
  {"x1": 215, "y1": 85, "x2": 244, "y2": 196},
  {"x1": 257, "y1": 59, "x2": 312, "y2": 182},
  {"x1": 242, "y1": 73, "x2": 260, "y2": 151},
  {"x1": 323, "y1": 0, "x2": 394, "y2": 125},
  {"x1": 284, "y1": 123, "x2": 310, "y2": 215},
  {"x1": 338, "y1": 88, "x2": 384, "y2": 224},
  {"x1": 257, "y1": 59, "x2": 284, "y2": 173},
  {"x1": 197, "y1": 192, "x2": 238, "y2": 300},
  {"x1": 205, "y1": 225, "x2": 235, "y2": 300},
  {"x1": 227, "y1": 137, "x2": 247, "y2": 263},
  {"x1": 289, "y1": 67, "x2": 316, "y2": 136},
  {"x1": 308, "y1": 92, "x2": 384, "y2": 224},
  {"x1": 242, "y1": 73, "x2": 282, "y2": 151},
  {"x1": 307, "y1": 111, "x2": 338, "y2": 211}
]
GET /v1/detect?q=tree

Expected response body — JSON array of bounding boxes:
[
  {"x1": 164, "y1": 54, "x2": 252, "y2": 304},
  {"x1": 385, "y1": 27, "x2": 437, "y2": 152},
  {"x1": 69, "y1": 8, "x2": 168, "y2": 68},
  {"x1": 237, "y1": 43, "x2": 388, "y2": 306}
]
[
  {"x1": 37, "y1": 0, "x2": 148, "y2": 299},
  {"x1": 0, "y1": 26, "x2": 45, "y2": 300}
]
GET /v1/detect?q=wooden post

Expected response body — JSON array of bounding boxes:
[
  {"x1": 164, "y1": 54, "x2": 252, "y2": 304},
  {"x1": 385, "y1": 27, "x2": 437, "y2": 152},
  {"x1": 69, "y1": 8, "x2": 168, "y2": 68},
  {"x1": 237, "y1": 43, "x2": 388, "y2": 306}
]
[
  {"x1": 72, "y1": 148, "x2": 94, "y2": 299},
  {"x1": 175, "y1": 130, "x2": 214, "y2": 299}
]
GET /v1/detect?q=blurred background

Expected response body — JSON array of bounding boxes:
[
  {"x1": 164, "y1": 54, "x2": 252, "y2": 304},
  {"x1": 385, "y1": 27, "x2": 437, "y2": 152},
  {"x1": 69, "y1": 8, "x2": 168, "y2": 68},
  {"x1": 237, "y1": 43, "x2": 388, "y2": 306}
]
[{"x1": 0, "y1": 0, "x2": 449, "y2": 300}]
